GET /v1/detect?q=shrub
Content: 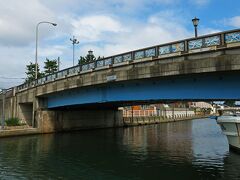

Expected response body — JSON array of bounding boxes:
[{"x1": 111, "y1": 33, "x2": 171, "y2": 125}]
[{"x1": 5, "y1": 118, "x2": 21, "y2": 126}]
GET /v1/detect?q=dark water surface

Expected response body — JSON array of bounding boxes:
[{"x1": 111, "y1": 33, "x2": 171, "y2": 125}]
[{"x1": 0, "y1": 118, "x2": 240, "y2": 179}]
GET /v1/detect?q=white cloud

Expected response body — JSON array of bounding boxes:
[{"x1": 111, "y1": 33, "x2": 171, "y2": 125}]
[
  {"x1": 0, "y1": 0, "x2": 56, "y2": 47},
  {"x1": 199, "y1": 27, "x2": 221, "y2": 35},
  {"x1": 0, "y1": 0, "x2": 225, "y2": 89},
  {"x1": 40, "y1": 0, "x2": 180, "y2": 19},
  {"x1": 73, "y1": 11, "x2": 191, "y2": 57},
  {"x1": 190, "y1": 0, "x2": 210, "y2": 6},
  {"x1": 0, "y1": 46, "x2": 31, "y2": 88},
  {"x1": 72, "y1": 15, "x2": 127, "y2": 42},
  {"x1": 38, "y1": 45, "x2": 66, "y2": 57},
  {"x1": 223, "y1": 16, "x2": 240, "y2": 28},
  {"x1": 0, "y1": 6, "x2": 193, "y2": 89}
]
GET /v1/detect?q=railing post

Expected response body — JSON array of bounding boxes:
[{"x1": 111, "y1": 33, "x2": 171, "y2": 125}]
[
  {"x1": 80, "y1": 64, "x2": 82, "y2": 72},
  {"x1": 131, "y1": 52, "x2": 134, "y2": 61},
  {"x1": 184, "y1": 40, "x2": 189, "y2": 53},
  {"x1": 221, "y1": 33, "x2": 225, "y2": 46},
  {"x1": 111, "y1": 57, "x2": 114, "y2": 66},
  {"x1": 156, "y1": 47, "x2": 159, "y2": 57},
  {"x1": 94, "y1": 60, "x2": 97, "y2": 69}
]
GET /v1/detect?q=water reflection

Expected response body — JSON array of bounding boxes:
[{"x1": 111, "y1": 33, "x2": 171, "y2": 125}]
[
  {"x1": 122, "y1": 122, "x2": 194, "y2": 163},
  {"x1": 0, "y1": 119, "x2": 239, "y2": 179},
  {"x1": 191, "y1": 120, "x2": 229, "y2": 174}
]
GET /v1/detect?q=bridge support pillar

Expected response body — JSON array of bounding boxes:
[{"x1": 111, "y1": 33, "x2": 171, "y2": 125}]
[{"x1": 36, "y1": 109, "x2": 124, "y2": 133}]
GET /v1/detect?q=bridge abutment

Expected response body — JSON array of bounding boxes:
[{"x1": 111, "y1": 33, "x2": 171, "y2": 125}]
[
  {"x1": 18, "y1": 103, "x2": 33, "y2": 126},
  {"x1": 36, "y1": 109, "x2": 124, "y2": 133}
]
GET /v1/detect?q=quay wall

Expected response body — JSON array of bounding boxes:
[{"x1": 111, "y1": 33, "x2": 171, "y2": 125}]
[{"x1": 36, "y1": 109, "x2": 124, "y2": 133}]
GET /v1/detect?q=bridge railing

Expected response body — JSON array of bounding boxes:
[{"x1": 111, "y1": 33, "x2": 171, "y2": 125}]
[
  {"x1": 16, "y1": 29, "x2": 240, "y2": 92},
  {"x1": 0, "y1": 88, "x2": 14, "y2": 99}
]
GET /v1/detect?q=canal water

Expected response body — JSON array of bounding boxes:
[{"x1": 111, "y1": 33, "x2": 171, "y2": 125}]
[{"x1": 0, "y1": 118, "x2": 240, "y2": 179}]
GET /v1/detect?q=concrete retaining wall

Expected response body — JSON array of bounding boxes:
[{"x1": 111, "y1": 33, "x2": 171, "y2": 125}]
[
  {"x1": 0, "y1": 96, "x2": 15, "y2": 120},
  {"x1": 123, "y1": 115, "x2": 207, "y2": 126},
  {"x1": 37, "y1": 109, "x2": 124, "y2": 133},
  {"x1": 18, "y1": 103, "x2": 33, "y2": 126}
]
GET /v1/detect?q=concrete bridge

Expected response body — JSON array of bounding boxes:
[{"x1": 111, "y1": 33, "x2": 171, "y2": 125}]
[{"x1": 1, "y1": 28, "x2": 240, "y2": 133}]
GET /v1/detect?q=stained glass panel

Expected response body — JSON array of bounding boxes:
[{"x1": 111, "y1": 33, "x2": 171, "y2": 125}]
[
  {"x1": 114, "y1": 56, "x2": 123, "y2": 64},
  {"x1": 159, "y1": 46, "x2": 170, "y2": 55},
  {"x1": 104, "y1": 58, "x2": 112, "y2": 66},
  {"x1": 123, "y1": 54, "x2": 132, "y2": 61},
  {"x1": 225, "y1": 32, "x2": 240, "y2": 43},
  {"x1": 172, "y1": 42, "x2": 184, "y2": 52},
  {"x1": 188, "y1": 39, "x2": 203, "y2": 49},
  {"x1": 82, "y1": 64, "x2": 88, "y2": 71},
  {"x1": 134, "y1": 51, "x2": 144, "y2": 59},
  {"x1": 205, "y1": 36, "x2": 220, "y2": 46},
  {"x1": 145, "y1": 48, "x2": 156, "y2": 57},
  {"x1": 89, "y1": 63, "x2": 95, "y2": 69},
  {"x1": 97, "y1": 60, "x2": 104, "y2": 67}
]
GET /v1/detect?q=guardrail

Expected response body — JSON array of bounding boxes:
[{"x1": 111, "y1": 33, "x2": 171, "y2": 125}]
[
  {"x1": 0, "y1": 88, "x2": 14, "y2": 98},
  {"x1": 123, "y1": 108, "x2": 195, "y2": 118},
  {"x1": 17, "y1": 29, "x2": 240, "y2": 92}
]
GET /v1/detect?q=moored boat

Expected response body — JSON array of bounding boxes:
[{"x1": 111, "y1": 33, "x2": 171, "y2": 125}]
[{"x1": 216, "y1": 111, "x2": 240, "y2": 151}]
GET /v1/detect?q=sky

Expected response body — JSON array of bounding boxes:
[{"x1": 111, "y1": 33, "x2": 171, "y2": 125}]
[{"x1": 0, "y1": 0, "x2": 240, "y2": 88}]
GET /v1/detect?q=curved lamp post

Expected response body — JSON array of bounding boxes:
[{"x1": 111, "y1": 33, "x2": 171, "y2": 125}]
[
  {"x1": 35, "y1": 21, "x2": 57, "y2": 80},
  {"x1": 192, "y1": 17, "x2": 200, "y2": 38}
]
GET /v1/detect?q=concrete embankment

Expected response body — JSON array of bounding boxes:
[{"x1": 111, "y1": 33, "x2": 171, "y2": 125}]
[
  {"x1": 123, "y1": 115, "x2": 209, "y2": 126},
  {"x1": 0, "y1": 115, "x2": 209, "y2": 138},
  {"x1": 0, "y1": 127, "x2": 40, "y2": 138}
]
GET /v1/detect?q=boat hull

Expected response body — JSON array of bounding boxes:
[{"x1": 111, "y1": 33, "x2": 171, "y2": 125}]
[{"x1": 217, "y1": 116, "x2": 240, "y2": 151}]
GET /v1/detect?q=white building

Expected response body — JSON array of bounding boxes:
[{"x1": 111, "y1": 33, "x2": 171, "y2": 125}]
[
  {"x1": 190, "y1": 102, "x2": 217, "y2": 114},
  {"x1": 190, "y1": 102, "x2": 213, "y2": 109}
]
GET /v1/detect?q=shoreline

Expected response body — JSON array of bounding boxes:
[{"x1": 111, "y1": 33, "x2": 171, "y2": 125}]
[
  {"x1": 0, "y1": 115, "x2": 210, "y2": 138},
  {"x1": 123, "y1": 115, "x2": 209, "y2": 127},
  {"x1": 0, "y1": 127, "x2": 40, "y2": 138}
]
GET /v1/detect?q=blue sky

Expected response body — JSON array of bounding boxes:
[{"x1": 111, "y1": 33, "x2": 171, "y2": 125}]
[{"x1": 0, "y1": 0, "x2": 240, "y2": 88}]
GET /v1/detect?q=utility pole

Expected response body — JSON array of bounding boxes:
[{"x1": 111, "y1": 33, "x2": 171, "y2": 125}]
[
  {"x1": 57, "y1": 57, "x2": 60, "y2": 71},
  {"x1": 70, "y1": 36, "x2": 79, "y2": 66}
]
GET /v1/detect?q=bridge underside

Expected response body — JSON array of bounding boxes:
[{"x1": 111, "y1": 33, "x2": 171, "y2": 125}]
[{"x1": 47, "y1": 71, "x2": 240, "y2": 109}]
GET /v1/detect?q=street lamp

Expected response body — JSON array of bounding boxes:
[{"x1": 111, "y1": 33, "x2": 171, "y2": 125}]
[
  {"x1": 88, "y1": 50, "x2": 93, "y2": 61},
  {"x1": 35, "y1": 21, "x2": 57, "y2": 80},
  {"x1": 192, "y1": 17, "x2": 200, "y2": 38},
  {"x1": 70, "y1": 36, "x2": 79, "y2": 66},
  {"x1": 0, "y1": 89, "x2": 6, "y2": 130},
  {"x1": 88, "y1": 50, "x2": 93, "y2": 56}
]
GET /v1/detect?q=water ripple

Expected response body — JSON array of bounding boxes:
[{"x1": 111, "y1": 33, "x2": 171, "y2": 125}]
[{"x1": 0, "y1": 119, "x2": 239, "y2": 179}]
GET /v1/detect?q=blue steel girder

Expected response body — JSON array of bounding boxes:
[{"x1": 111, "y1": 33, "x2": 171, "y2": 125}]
[{"x1": 47, "y1": 71, "x2": 240, "y2": 108}]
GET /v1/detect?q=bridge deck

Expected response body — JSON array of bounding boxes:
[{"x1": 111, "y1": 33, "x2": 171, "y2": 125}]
[{"x1": 16, "y1": 29, "x2": 240, "y2": 93}]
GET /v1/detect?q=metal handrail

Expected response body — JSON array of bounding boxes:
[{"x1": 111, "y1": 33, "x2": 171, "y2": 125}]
[{"x1": 16, "y1": 28, "x2": 240, "y2": 92}]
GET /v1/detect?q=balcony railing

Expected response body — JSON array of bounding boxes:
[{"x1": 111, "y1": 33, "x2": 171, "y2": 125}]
[{"x1": 16, "y1": 28, "x2": 240, "y2": 92}]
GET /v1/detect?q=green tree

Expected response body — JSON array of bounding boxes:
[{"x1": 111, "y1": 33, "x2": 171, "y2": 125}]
[
  {"x1": 25, "y1": 62, "x2": 43, "y2": 83},
  {"x1": 97, "y1": 56, "x2": 104, "y2": 60},
  {"x1": 78, "y1": 51, "x2": 98, "y2": 65},
  {"x1": 224, "y1": 100, "x2": 236, "y2": 107},
  {"x1": 44, "y1": 58, "x2": 58, "y2": 75},
  {"x1": 78, "y1": 56, "x2": 86, "y2": 65},
  {"x1": 85, "y1": 53, "x2": 96, "y2": 63}
]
